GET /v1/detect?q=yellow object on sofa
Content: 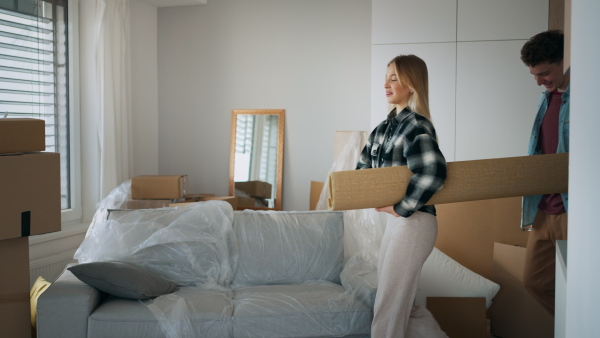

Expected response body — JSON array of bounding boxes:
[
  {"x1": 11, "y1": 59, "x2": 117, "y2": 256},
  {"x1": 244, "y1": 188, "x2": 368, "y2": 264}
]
[{"x1": 30, "y1": 276, "x2": 51, "y2": 337}]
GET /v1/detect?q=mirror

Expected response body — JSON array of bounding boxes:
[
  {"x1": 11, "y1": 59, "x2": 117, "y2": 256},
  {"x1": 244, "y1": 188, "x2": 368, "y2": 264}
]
[{"x1": 229, "y1": 109, "x2": 285, "y2": 210}]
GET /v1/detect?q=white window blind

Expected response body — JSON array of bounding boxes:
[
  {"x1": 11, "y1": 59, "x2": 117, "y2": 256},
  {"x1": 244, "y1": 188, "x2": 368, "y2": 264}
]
[{"x1": 0, "y1": 0, "x2": 70, "y2": 209}]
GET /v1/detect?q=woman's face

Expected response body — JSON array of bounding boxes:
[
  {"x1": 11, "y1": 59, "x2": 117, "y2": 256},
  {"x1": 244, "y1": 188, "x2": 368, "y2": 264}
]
[{"x1": 385, "y1": 63, "x2": 411, "y2": 107}]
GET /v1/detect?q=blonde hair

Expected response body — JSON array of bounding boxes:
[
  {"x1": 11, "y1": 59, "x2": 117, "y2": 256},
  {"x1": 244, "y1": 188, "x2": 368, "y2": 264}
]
[{"x1": 387, "y1": 55, "x2": 431, "y2": 121}]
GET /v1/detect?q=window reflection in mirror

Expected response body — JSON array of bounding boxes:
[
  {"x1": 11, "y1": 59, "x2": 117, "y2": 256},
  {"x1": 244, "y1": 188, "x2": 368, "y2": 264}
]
[
  {"x1": 229, "y1": 109, "x2": 284, "y2": 210},
  {"x1": 234, "y1": 114, "x2": 278, "y2": 208}
]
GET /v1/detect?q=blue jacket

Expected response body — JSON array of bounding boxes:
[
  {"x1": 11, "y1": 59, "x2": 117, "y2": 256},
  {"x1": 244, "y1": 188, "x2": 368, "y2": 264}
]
[{"x1": 521, "y1": 85, "x2": 570, "y2": 229}]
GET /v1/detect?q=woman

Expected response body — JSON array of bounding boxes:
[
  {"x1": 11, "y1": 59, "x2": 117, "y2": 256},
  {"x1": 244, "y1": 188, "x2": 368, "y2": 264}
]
[{"x1": 356, "y1": 55, "x2": 447, "y2": 337}]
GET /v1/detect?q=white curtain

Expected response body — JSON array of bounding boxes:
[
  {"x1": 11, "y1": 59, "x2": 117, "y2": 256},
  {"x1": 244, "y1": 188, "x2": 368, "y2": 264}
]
[{"x1": 95, "y1": 0, "x2": 132, "y2": 197}]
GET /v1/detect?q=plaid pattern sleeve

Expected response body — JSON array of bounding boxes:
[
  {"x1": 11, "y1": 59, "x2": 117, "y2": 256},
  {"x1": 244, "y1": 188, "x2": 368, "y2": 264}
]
[{"x1": 393, "y1": 113, "x2": 447, "y2": 217}]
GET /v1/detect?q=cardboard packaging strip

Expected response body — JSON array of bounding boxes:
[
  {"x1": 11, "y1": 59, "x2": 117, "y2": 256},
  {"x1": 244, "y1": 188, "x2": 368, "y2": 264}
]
[
  {"x1": 0, "y1": 152, "x2": 61, "y2": 240},
  {"x1": 0, "y1": 118, "x2": 45, "y2": 154},
  {"x1": 131, "y1": 175, "x2": 188, "y2": 200},
  {"x1": 328, "y1": 153, "x2": 568, "y2": 211}
]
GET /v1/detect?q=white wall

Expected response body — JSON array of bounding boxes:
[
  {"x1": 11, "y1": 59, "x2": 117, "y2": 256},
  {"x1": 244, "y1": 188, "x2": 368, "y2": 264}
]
[
  {"x1": 156, "y1": 0, "x2": 371, "y2": 211},
  {"x1": 131, "y1": 0, "x2": 159, "y2": 176},
  {"x1": 371, "y1": 0, "x2": 548, "y2": 162},
  {"x1": 566, "y1": 0, "x2": 600, "y2": 335}
]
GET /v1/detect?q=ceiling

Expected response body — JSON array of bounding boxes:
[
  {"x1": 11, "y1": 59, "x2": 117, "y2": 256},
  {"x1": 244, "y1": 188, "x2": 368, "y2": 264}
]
[{"x1": 137, "y1": 0, "x2": 207, "y2": 7}]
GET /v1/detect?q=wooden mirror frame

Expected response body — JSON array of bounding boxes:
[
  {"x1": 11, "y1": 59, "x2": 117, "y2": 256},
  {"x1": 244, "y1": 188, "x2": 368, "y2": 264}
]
[{"x1": 229, "y1": 109, "x2": 285, "y2": 210}]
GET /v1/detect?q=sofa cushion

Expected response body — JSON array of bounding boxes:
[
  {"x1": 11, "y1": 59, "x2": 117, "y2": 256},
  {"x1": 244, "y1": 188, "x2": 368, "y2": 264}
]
[
  {"x1": 232, "y1": 282, "x2": 371, "y2": 338},
  {"x1": 68, "y1": 261, "x2": 178, "y2": 300},
  {"x1": 232, "y1": 211, "x2": 344, "y2": 286},
  {"x1": 89, "y1": 288, "x2": 234, "y2": 338}
]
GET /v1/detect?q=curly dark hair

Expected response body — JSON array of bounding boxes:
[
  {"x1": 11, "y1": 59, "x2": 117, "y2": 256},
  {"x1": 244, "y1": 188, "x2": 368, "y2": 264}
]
[{"x1": 520, "y1": 30, "x2": 564, "y2": 67}]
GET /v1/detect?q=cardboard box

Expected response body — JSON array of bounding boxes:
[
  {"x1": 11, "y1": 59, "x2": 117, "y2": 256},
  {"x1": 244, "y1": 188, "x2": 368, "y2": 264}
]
[
  {"x1": 435, "y1": 197, "x2": 528, "y2": 280},
  {"x1": 237, "y1": 196, "x2": 256, "y2": 208},
  {"x1": 235, "y1": 181, "x2": 272, "y2": 198},
  {"x1": 170, "y1": 196, "x2": 238, "y2": 210},
  {"x1": 0, "y1": 118, "x2": 45, "y2": 154},
  {"x1": 310, "y1": 181, "x2": 324, "y2": 210},
  {"x1": 427, "y1": 297, "x2": 487, "y2": 338},
  {"x1": 131, "y1": 175, "x2": 188, "y2": 199},
  {"x1": 0, "y1": 153, "x2": 61, "y2": 240},
  {"x1": 491, "y1": 243, "x2": 554, "y2": 338},
  {"x1": 0, "y1": 237, "x2": 32, "y2": 338},
  {"x1": 124, "y1": 199, "x2": 184, "y2": 209}
]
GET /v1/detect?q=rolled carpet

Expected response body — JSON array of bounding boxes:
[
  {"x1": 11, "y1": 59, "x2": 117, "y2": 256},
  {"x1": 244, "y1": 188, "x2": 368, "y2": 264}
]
[{"x1": 327, "y1": 153, "x2": 568, "y2": 211}]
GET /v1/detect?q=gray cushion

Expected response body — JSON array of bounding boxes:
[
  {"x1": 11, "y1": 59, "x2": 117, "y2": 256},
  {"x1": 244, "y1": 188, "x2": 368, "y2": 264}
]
[
  {"x1": 232, "y1": 211, "x2": 344, "y2": 286},
  {"x1": 68, "y1": 261, "x2": 178, "y2": 300}
]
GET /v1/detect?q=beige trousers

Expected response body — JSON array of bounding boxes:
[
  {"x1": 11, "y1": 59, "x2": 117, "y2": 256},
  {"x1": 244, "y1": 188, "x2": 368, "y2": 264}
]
[
  {"x1": 371, "y1": 211, "x2": 438, "y2": 338},
  {"x1": 523, "y1": 210, "x2": 568, "y2": 316}
]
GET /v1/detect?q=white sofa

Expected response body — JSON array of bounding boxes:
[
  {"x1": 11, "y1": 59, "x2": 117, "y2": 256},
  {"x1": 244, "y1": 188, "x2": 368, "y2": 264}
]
[{"x1": 37, "y1": 203, "x2": 376, "y2": 338}]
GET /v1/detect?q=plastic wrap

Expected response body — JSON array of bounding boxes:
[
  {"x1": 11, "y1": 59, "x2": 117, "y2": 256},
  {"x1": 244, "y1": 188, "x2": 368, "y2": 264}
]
[
  {"x1": 74, "y1": 200, "x2": 237, "y2": 286},
  {"x1": 144, "y1": 281, "x2": 372, "y2": 338},
  {"x1": 85, "y1": 179, "x2": 132, "y2": 235},
  {"x1": 231, "y1": 210, "x2": 344, "y2": 286},
  {"x1": 73, "y1": 182, "x2": 376, "y2": 337},
  {"x1": 143, "y1": 286, "x2": 234, "y2": 338},
  {"x1": 315, "y1": 131, "x2": 385, "y2": 268}
]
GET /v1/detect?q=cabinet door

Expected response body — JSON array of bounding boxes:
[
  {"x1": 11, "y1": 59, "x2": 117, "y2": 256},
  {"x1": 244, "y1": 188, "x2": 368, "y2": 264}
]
[
  {"x1": 372, "y1": 0, "x2": 456, "y2": 45},
  {"x1": 372, "y1": 43, "x2": 457, "y2": 162},
  {"x1": 455, "y1": 40, "x2": 542, "y2": 161},
  {"x1": 457, "y1": 0, "x2": 549, "y2": 41}
]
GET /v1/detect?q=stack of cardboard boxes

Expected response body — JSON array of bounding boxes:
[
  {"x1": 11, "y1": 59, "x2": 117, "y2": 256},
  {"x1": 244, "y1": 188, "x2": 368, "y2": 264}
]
[
  {"x1": 129, "y1": 175, "x2": 239, "y2": 210},
  {"x1": 234, "y1": 180, "x2": 272, "y2": 208},
  {"x1": 0, "y1": 118, "x2": 61, "y2": 337},
  {"x1": 435, "y1": 197, "x2": 554, "y2": 338},
  {"x1": 128, "y1": 177, "x2": 275, "y2": 211},
  {"x1": 126, "y1": 175, "x2": 189, "y2": 209}
]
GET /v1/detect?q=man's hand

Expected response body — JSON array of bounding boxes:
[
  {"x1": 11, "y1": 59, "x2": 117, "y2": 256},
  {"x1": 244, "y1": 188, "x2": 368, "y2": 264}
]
[{"x1": 375, "y1": 205, "x2": 400, "y2": 217}]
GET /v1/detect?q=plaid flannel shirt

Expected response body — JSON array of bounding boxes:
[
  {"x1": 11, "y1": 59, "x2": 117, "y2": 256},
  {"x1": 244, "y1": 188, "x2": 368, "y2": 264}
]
[{"x1": 356, "y1": 107, "x2": 447, "y2": 217}]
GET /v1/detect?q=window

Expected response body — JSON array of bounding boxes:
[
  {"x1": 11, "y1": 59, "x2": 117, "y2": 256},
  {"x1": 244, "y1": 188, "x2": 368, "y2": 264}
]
[{"x1": 0, "y1": 0, "x2": 77, "y2": 219}]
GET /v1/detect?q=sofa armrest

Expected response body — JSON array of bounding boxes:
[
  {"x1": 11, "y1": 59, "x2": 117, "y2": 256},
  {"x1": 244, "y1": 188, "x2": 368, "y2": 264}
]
[
  {"x1": 340, "y1": 260, "x2": 378, "y2": 308},
  {"x1": 37, "y1": 265, "x2": 104, "y2": 338}
]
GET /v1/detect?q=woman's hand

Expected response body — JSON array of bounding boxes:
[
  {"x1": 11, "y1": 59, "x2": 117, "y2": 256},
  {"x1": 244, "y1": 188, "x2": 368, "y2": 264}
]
[{"x1": 375, "y1": 205, "x2": 400, "y2": 217}]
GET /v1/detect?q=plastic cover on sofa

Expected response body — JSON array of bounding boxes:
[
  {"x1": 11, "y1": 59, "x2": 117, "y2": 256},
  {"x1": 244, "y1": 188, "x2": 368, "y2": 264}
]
[{"x1": 73, "y1": 181, "x2": 375, "y2": 338}]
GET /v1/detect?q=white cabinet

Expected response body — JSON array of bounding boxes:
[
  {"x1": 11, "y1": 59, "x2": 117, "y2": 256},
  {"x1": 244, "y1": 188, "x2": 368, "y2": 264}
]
[
  {"x1": 371, "y1": 0, "x2": 548, "y2": 161},
  {"x1": 371, "y1": 43, "x2": 457, "y2": 162},
  {"x1": 457, "y1": 0, "x2": 549, "y2": 41},
  {"x1": 455, "y1": 40, "x2": 542, "y2": 161},
  {"x1": 372, "y1": 0, "x2": 456, "y2": 44}
]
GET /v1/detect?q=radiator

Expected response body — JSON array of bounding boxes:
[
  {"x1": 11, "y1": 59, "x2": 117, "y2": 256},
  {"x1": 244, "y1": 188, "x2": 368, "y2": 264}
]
[{"x1": 30, "y1": 250, "x2": 77, "y2": 287}]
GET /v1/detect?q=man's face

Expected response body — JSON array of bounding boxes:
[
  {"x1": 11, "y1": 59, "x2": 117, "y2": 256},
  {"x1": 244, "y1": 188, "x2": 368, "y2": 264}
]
[{"x1": 529, "y1": 61, "x2": 567, "y2": 92}]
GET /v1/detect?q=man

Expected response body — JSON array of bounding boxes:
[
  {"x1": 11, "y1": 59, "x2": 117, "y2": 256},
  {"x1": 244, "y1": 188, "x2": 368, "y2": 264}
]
[{"x1": 520, "y1": 30, "x2": 569, "y2": 316}]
